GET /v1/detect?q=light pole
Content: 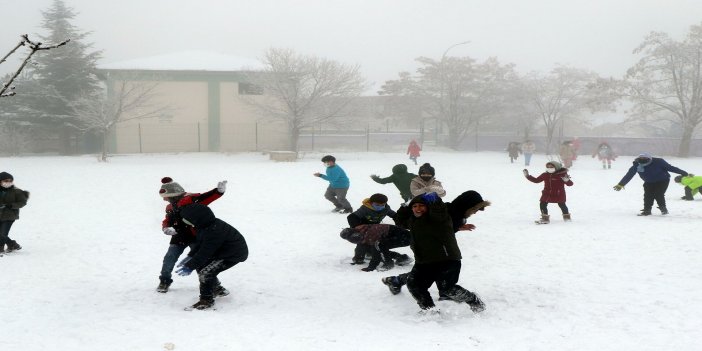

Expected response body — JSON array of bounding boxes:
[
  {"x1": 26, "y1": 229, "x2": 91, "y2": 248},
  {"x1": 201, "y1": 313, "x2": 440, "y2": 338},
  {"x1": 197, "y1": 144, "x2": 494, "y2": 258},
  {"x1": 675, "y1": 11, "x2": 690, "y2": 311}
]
[{"x1": 439, "y1": 41, "x2": 470, "y2": 147}]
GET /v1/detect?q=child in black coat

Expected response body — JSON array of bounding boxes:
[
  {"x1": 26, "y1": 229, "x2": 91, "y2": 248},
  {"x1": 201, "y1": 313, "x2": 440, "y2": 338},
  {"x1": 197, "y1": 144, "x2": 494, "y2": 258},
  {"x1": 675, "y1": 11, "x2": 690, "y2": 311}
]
[
  {"x1": 176, "y1": 204, "x2": 248, "y2": 310},
  {"x1": 340, "y1": 224, "x2": 412, "y2": 272},
  {"x1": 346, "y1": 193, "x2": 397, "y2": 264}
]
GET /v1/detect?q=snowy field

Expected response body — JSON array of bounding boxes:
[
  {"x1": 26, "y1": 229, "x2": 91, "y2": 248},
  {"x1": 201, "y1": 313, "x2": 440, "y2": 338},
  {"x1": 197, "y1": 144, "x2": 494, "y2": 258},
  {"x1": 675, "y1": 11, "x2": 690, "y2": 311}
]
[{"x1": 1, "y1": 150, "x2": 700, "y2": 351}]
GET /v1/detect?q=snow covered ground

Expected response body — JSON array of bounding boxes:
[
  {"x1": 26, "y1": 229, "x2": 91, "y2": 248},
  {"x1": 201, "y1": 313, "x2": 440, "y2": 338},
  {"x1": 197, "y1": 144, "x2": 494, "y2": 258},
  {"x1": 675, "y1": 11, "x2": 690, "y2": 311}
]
[{"x1": 1, "y1": 150, "x2": 700, "y2": 351}]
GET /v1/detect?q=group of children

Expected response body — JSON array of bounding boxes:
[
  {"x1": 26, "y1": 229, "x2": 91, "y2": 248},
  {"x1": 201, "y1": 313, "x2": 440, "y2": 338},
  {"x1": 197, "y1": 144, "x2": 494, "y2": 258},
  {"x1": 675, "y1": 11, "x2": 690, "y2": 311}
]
[
  {"x1": 323, "y1": 154, "x2": 490, "y2": 314},
  {"x1": 152, "y1": 144, "x2": 699, "y2": 312}
]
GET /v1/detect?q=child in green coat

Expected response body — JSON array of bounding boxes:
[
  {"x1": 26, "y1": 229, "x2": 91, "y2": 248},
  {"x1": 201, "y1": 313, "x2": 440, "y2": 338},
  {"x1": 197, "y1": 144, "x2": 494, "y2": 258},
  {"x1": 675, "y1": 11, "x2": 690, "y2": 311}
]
[{"x1": 674, "y1": 174, "x2": 702, "y2": 200}]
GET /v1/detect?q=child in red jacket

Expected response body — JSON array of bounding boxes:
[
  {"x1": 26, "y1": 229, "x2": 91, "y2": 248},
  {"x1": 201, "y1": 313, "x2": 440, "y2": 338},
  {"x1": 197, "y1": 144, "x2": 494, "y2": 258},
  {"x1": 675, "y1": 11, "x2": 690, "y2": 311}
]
[
  {"x1": 524, "y1": 161, "x2": 573, "y2": 224},
  {"x1": 157, "y1": 177, "x2": 227, "y2": 293}
]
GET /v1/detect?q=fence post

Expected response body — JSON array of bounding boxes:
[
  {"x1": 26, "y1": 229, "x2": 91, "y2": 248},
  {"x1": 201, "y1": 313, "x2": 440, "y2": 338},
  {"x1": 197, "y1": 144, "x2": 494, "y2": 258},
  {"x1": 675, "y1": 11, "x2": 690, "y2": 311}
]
[
  {"x1": 311, "y1": 127, "x2": 315, "y2": 151},
  {"x1": 255, "y1": 122, "x2": 259, "y2": 151},
  {"x1": 197, "y1": 122, "x2": 201, "y2": 152},
  {"x1": 366, "y1": 124, "x2": 370, "y2": 151},
  {"x1": 138, "y1": 123, "x2": 143, "y2": 153}
]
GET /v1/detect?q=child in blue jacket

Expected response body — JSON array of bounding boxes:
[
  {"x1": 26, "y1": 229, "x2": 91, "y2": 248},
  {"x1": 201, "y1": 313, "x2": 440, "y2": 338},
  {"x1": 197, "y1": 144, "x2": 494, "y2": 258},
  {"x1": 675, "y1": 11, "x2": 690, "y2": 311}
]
[
  {"x1": 314, "y1": 155, "x2": 352, "y2": 213},
  {"x1": 613, "y1": 153, "x2": 688, "y2": 216}
]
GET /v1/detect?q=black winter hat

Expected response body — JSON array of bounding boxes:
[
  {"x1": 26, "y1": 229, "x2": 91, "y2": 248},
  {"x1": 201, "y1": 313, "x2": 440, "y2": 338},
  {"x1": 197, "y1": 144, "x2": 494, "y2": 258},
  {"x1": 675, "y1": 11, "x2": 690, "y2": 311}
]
[
  {"x1": 418, "y1": 163, "x2": 435, "y2": 176},
  {"x1": 369, "y1": 193, "x2": 388, "y2": 204},
  {"x1": 0, "y1": 172, "x2": 13, "y2": 181},
  {"x1": 321, "y1": 155, "x2": 336, "y2": 163},
  {"x1": 674, "y1": 175, "x2": 683, "y2": 183}
]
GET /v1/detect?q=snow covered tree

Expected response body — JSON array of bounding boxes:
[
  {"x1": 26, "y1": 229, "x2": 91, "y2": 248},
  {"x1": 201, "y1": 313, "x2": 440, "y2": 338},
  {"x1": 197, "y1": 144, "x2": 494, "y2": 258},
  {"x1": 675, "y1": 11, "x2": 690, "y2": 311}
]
[
  {"x1": 29, "y1": 0, "x2": 102, "y2": 154},
  {"x1": 623, "y1": 23, "x2": 702, "y2": 157},
  {"x1": 243, "y1": 48, "x2": 366, "y2": 151}
]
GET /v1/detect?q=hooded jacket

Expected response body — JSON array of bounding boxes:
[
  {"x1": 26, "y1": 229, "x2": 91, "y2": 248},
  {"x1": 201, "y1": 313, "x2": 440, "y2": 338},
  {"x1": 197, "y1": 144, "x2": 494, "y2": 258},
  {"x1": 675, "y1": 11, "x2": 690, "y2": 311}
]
[
  {"x1": 180, "y1": 204, "x2": 248, "y2": 270},
  {"x1": 0, "y1": 184, "x2": 29, "y2": 221},
  {"x1": 526, "y1": 161, "x2": 573, "y2": 203},
  {"x1": 347, "y1": 198, "x2": 397, "y2": 228},
  {"x1": 370, "y1": 164, "x2": 416, "y2": 200},
  {"x1": 619, "y1": 157, "x2": 687, "y2": 185},
  {"x1": 678, "y1": 175, "x2": 702, "y2": 195},
  {"x1": 162, "y1": 188, "x2": 223, "y2": 246},
  {"x1": 403, "y1": 195, "x2": 460, "y2": 264},
  {"x1": 446, "y1": 191, "x2": 491, "y2": 233}
]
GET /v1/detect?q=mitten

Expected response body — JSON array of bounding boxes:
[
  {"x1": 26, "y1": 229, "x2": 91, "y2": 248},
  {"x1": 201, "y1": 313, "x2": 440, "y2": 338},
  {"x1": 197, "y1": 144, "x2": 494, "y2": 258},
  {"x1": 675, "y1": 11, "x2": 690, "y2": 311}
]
[
  {"x1": 217, "y1": 180, "x2": 227, "y2": 193},
  {"x1": 370, "y1": 174, "x2": 380, "y2": 181},
  {"x1": 613, "y1": 184, "x2": 624, "y2": 191},
  {"x1": 561, "y1": 176, "x2": 571, "y2": 182},
  {"x1": 176, "y1": 256, "x2": 192, "y2": 268},
  {"x1": 421, "y1": 192, "x2": 439, "y2": 204},
  {"x1": 175, "y1": 266, "x2": 193, "y2": 276},
  {"x1": 522, "y1": 169, "x2": 529, "y2": 177},
  {"x1": 162, "y1": 227, "x2": 177, "y2": 236}
]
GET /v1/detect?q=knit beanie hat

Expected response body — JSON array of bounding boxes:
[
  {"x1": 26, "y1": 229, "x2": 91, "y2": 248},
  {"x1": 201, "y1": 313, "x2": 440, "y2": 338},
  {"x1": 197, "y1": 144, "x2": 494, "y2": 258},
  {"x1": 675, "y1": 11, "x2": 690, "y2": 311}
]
[
  {"x1": 0, "y1": 172, "x2": 13, "y2": 181},
  {"x1": 159, "y1": 177, "x2": 185, "y2": 198},
  {"x1": 418, "y1": 163, "x2": 435, "y2": 176}
]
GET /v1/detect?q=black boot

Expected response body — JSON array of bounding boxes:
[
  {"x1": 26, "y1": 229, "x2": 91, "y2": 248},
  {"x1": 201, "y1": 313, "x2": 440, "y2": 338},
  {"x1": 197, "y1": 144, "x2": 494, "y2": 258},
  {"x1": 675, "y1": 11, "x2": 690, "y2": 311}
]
[
  {"x1": 190, "y1": 298, "x2": 215, "y2": 310},
  {"x1": 657, "y1": 206, "x2": 668, "y2": 215},
  {"x1": 5, "y1": 240, "x2": 21, "y2": 252},
  {"x1": 638, "y1": 209, "x2": 652, "y2": 216},
  {"x1": 214, "y1": 285, "x2": 230, "y2": 297},
  {"x1": 156, "y1": 279, "x2": 172, "y2": 293},
  {"x1": 381, "y1": 276, "x2": 402, "y2": 295},
  {"x1": 467, "y1": 294, "x2": 486, "y2": 313}
]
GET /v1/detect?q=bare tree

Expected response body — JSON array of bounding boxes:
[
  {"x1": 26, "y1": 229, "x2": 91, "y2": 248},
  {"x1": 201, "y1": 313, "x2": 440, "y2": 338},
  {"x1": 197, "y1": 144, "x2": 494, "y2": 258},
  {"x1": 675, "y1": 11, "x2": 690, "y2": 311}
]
[
  {"x1": 623, "y1": 23, "x2": 702, "y2": 157},
  {"x1": 381, "y1": 56, "x2": 517, "y2": 149},
  {"x1": 0, "y1": 34, "x2": 69, "y2": 97},
  {"x1": 72, "y1": 77, "x2": 169, "y2": 161},
  {"x1": 243, "y1": 48, "x2": 367, "y2": 151},
  {"x1": 525, "y1": 66, "x2": 614, "y2": 154}
]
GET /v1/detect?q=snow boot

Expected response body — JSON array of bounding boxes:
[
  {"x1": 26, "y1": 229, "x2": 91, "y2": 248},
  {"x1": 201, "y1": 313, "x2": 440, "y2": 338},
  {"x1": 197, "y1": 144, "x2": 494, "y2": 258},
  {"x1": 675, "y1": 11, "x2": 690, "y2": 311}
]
[
  {"x1": 637, "y1": 209, "x2": 652, "y2": 216},
  {"x1": 156, "y1": 279, "x2": 172, "y2": 293},
  {"x1": 0, "y1": 244, "x2": 4, "y2": 254},
  {"x1": 339, "y1": 208, "x2": 353, "y2": 214},
  {"x1": 563, "y1": 213, "x2": 571, "y2": 221},
  {"x1": 535, "y1": 214, "x2": 550, "y2": 224},
  {"x1": 467, "y1": 294, "x2": 486, "y2": 313},
  {"x1": 378, "y1": 261, "x2": 395, "y2": 271},
  {"x1": 381, "y1": 276, "x2": 402, "y2": 295},
  {"x1": 5, "y1": 240, "x2": 21, "y2": 253},
  {"x1": 214, "y1": 285, "x2": 230, "y2": 297},
  {"x1": 331, "y1": 207, "x2": 343, "y2": 213},
  {"x1": 189, "y1": 298, "x2": 215, "y2": 310},
  {"x1": 681, "y1": 196, "x2": 693, "y2": 201},
  {"x1": 657, "y1": 206, "x2": 668, "y2": 215}
]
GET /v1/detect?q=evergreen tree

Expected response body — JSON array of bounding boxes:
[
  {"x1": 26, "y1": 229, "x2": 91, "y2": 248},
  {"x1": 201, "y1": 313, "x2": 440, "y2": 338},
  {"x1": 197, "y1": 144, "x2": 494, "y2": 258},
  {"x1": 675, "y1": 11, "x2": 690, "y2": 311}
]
[{"x1": 31, "y1": 0, "x2": 102, "y2": 153}]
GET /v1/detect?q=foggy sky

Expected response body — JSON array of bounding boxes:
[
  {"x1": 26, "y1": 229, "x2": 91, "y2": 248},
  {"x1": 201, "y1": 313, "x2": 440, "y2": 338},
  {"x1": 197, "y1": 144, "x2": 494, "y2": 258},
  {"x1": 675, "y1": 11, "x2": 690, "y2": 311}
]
[{"x1": 2, "y1": 0, "x2": 702, "y2": 93}]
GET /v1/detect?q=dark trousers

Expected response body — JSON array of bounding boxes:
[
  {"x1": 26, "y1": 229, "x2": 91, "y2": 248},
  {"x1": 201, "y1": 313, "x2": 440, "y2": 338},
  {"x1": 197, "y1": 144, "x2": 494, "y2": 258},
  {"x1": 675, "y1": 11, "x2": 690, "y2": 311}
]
[
  {"x1": 683, "y1": 187, "x2": 695, "y2": 200},
  {"x1": 540, "y1": 202, "x2": 569, "y2": 215},
  {"x1": 197, "y1": 259, "x2": 239, "y2": 300},
  {"x1": 0, "y1": 220, "x2": 15, "y2": 246},
  {"x1": 643, "y1": 180, "x2": 669, "y2": 211},
  {"x1": 405, "y1": 260, "x2": 477, "y2": 310}
]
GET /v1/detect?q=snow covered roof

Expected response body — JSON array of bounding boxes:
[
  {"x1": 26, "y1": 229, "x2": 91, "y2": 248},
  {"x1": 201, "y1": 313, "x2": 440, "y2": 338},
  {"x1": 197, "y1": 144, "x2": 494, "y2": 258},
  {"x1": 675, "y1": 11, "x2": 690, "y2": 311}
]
[{"x1": 98, "y1": 50, "x2": 263, "y2": 72}]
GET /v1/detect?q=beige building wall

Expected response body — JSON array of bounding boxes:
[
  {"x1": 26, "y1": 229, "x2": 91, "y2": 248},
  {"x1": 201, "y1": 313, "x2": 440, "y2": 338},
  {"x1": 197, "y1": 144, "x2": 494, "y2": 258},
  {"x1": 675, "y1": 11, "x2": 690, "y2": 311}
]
[{"x1": 114, "y1": 80, "x2": 209, "y2": 153}]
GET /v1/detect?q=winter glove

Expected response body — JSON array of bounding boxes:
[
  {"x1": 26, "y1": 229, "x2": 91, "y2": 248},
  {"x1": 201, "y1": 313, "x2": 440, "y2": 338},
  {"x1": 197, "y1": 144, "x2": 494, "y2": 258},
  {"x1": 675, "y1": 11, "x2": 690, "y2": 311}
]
[
  {"x1": 217, "y1": 180, "x2": 227, "y2": 193},
  {"x1": 175, "y1": 266, "x2": 193, "y2": 276},
  {"x1": 370, "y1": 174, "x2": 380, "y2": 181},
  {"x1": 522, "y1": 169, "x2": 529, "y2": 177},
  {"x1": 176, "y1": 256, "x2": 192, "y2": 268},
  {"x1": 561, "y1": 176, "x2": 571, "y2": 182},
  {"x1": 162, "y1": 227, "x2": 177, "y2": 236},
  {"x1": 459, "y1": 224, "x2": 476, "y2": 231},
  {"x1": 421, "y1": 192, "x2": 439, "y2": 204},
  {"x1": 613, "y1": 184, "x2": 624, "y2": 191}
]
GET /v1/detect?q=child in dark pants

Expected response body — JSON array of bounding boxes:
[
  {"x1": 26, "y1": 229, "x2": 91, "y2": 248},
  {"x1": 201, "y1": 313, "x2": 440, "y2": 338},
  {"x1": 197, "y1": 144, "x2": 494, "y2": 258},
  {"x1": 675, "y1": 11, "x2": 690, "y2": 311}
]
[
  {"x1": 346, "y1": 193, "x2": 397, "y2": 265},
  {"x1": 381, "y1": 191, "x2": 490, "y2": 313},
  {"x1": 524, "y1": 161, "x2": 573, "y2": 224},
  {"x1": 340, "y1": 224, "x2": 412, "y2": 271},
  {"x1": 175, "y1": 204, "x2": 248, "y2": 310}
]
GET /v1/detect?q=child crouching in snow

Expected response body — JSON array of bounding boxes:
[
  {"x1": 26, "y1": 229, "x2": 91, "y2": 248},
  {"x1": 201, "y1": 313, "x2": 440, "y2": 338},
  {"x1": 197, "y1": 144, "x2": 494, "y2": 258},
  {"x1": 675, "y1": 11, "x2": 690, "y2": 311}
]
[
  {"x1": 524, "y1": 161, "x2": 573, "y2": 224},
  {"x1": 340, "y1": 224, "x2": 412, "y2": 272},
  {"x1": 175, "y1": 204, "x2": 248, "y2": 310}
]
